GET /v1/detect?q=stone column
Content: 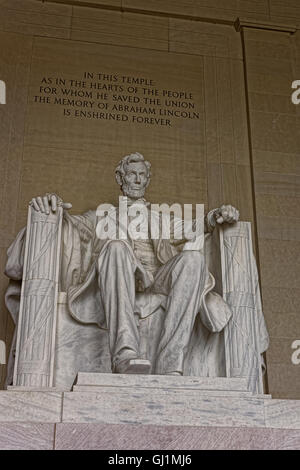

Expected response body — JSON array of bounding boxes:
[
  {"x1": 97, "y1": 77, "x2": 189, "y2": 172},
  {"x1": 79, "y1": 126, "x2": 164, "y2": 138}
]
[
  {"x1": 220, "y1": 222, "x2": 264, "y2": 394},
  {"x1": 13, "y1": 205, "x2": 63, "y2": 387}
]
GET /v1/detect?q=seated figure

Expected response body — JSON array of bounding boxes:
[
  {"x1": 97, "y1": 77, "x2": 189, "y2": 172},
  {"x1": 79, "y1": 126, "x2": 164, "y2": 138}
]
[{"x1": 4, "y1": 153, "x2": 269, "y2": 390}]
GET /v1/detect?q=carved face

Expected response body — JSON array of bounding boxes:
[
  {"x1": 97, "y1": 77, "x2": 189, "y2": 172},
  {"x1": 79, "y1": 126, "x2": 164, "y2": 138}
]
[{"x1": 121, "y1": 161, "x2": 150, "y2": 199}]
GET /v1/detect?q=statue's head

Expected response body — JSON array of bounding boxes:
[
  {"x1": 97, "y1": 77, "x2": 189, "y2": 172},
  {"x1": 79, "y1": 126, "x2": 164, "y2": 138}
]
[{"x1": 115, "y1": 152, "x2": 151, "y2": 199}]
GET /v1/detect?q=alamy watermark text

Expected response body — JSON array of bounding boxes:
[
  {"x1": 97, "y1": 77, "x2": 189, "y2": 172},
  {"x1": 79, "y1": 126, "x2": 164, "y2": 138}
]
[
  {"x1": 0, "y1": 80, "x2": 6, "y2": 104},
  {"x1": 0, "y1": 340, "x2": 6, "y2": 365}
]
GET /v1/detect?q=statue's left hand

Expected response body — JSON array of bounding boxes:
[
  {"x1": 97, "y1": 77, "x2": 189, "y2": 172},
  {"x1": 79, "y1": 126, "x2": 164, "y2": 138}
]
[{"x1": 214, "y1": 205, "x2": 239, "y2": 225}]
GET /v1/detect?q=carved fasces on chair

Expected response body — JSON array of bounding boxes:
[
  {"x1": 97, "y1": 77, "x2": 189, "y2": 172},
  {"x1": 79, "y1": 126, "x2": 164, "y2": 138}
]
[
  {"x1": 13, "y1": 206, "x2": 63, "y2": 387},
  {"x1": 219, "y1": 222, "x2": 264, "y2": 394}
]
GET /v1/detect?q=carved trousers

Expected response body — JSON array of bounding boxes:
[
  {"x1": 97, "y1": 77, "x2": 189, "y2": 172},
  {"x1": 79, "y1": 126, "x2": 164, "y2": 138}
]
[{"x1": 97, "y1": 240, "x2": 207, "y2": 374}]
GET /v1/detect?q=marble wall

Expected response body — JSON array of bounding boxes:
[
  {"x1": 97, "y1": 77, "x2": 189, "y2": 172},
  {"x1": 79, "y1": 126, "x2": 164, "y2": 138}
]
[
  {"x1": 0, "y1": 0, "x2": 299, "y2": 399},
  {"x1": 243, "y1": 27, "x2": 300, "y2": 398}
]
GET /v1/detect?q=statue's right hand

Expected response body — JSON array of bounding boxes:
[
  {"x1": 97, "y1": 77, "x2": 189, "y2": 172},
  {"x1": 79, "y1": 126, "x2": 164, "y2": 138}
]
[{"x1": 30, "y1": 193, "x2": 72, "y2": 214}]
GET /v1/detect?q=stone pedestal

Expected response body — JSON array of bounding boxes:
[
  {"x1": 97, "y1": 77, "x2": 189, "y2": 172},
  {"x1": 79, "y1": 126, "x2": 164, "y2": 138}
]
[
  {"x1": 66, "y1": 372, "x2": 270, "y2": 428},
  {"x1": 0, "y1": 374, "x2": 299, "y2": 449}
]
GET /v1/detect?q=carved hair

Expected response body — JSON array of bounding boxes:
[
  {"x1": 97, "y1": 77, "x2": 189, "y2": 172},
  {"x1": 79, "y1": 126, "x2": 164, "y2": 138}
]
[{"x1": 115, "y1": 152, "x2": 151, "y2": 186}]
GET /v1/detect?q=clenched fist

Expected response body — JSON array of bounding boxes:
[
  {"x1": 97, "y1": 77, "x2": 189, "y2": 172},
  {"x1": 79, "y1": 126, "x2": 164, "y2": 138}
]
[
  {"x1": 30, "y1": 193, "x2": 72, "y2": 214},
  {"x1": 213, "y1": 205, "x2": 239, "y2": 225}
]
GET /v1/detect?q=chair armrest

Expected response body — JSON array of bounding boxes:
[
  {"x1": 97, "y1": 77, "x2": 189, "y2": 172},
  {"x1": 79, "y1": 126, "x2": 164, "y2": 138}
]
[{"x1": 13, "y1": 205, "x2": 63, "y2": 388}]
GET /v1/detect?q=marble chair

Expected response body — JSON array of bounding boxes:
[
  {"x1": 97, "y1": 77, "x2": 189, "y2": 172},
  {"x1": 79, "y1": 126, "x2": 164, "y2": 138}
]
[{"x1": 5, "y1": 205, "x2": 269, "y2": 393}]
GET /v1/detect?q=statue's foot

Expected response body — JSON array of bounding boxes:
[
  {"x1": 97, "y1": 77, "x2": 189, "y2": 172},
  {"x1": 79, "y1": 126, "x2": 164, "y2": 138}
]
[
  {"x1": 115, "y1": 358, "x2": 151, "y2": 374},
  {"x1": 165, "y1": 371, "x2": 182, "y2": 376}
]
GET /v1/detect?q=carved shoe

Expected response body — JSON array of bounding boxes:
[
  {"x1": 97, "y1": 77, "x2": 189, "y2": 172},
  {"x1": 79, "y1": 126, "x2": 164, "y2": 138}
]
[
  {"x1": 114, "y1": 358, "x2": 151, "y2": 374},
  {"x1": 165, "y1": 371, "x2": 182, "y2": 376}
]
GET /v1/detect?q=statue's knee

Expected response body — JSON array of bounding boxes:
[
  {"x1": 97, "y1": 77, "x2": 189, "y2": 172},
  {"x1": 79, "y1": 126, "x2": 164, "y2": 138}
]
[
  {"x1": 179, "y1": 251, "x2": 205, "y2": 273},
  {"x1": 106, "y1": 240, "x2": 128, "y2": 255},
  {"x1": 181, "y1": 251, "x2": 204, "y2": 263}
]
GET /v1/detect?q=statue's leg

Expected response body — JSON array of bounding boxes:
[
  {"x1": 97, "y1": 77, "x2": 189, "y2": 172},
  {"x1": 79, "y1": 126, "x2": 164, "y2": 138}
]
[
  {"x1": 97, "y1": 240, "x2": 143, "y2": 372},
  {"x1": 152, "y1": 251, "x2": 207, "y2": 375}
]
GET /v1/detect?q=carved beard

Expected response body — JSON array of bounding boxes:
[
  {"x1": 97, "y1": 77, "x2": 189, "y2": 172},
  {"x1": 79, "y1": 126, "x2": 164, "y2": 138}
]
[{"x1": 121, "y1": 181, "x2": 147, "y2": 199}]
